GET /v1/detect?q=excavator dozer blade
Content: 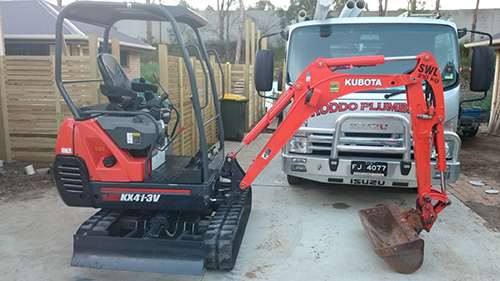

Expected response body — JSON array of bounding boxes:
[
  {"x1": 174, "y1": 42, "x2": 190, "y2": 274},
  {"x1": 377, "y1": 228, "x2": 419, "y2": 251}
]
[
  {"x1": 72, "y1": 234, "x2": 206, "y2": 275},
  {"x1": 358, "y1": 202, "x2": 424, "y2": 274}
]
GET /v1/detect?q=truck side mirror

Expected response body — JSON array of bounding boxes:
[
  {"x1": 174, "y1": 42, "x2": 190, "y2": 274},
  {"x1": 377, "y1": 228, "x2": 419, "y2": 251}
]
[
  {"x1": 470, "y1": 45, "x2": 495, "y2": 92},
  {"x1": 457, "y1": 28, "x2": 467, "y2": 39},
  {"x1": 277, "y1": 71, "x2": 283, "y2": 92},
  {"x1": 254, "y1": 49, "x2": 274, "y2": 91}
]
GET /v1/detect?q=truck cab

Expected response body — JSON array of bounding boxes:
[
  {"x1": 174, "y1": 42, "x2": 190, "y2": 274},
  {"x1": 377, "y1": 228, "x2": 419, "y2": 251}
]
[{"x1": 279, "y1": 17, "x2": 462, "y2": 187}]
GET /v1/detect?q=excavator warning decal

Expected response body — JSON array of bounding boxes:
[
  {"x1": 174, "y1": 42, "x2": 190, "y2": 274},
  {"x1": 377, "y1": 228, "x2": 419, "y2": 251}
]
[
  {"x1": 417, "y1": 63, "x2": 441, "y2": 84},
  {"x1": 262, "y1": 148, "x2": 272, "y2": 160},
  {"x1": 330, "y1": 81, "x2": 339, "y2": 93},
  {"x1": 127, "y1": 132, "x2": 141, "y2": 144}
]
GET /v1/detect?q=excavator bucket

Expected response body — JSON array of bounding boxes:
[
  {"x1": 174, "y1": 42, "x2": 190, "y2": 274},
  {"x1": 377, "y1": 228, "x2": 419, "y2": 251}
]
[{"x1": 358, "y1": 202, "x2": 424, "y2": 274}]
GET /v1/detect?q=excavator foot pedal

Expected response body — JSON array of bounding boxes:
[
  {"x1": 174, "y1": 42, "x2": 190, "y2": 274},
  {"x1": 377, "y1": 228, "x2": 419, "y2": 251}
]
[{"x1": 358, "y1": 202, "x2": 424, "y2": 274}]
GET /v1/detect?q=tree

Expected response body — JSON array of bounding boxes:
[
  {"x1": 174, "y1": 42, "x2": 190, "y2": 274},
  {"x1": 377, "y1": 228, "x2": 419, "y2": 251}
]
[
  {"x1": 378, "y1": 0, "x2": 389, "y2": 16},
  {"x1": 146, "y1": 0, "x2": 153, "y2": 45},
  {"x1": 217, "y1": 0, "x2": 236, "y2": 42},
  {"x1": 469, "y1": 0, "x2": 480, "y2": 56},
  {"x1": 248, "y1": 0, "x2": 275, "y2": 11},
  {"x1": 57, "y1": 0, "x2": 62, "y2": 7},
  {"x1": 434, "y1": 0, "x2": 440, "y2": 12},
  {"x1": 407, "y1": 0, "x2": 427, "y2": 14},
  {"x1": 281, "y1": 0, "x2": 316, "y2": 26},
  {"x1": 178, "y1": 0, "x2": 194, "y2": 9},
  {"x1": 471, "y1": 0, "x2": 480, "y2": 42},
  {"x1": 408, "y1": 0, "x2": 416, "y2": 13},
  {"x1": 234, "y1": 0, "x2": 245, "y2": 64}
]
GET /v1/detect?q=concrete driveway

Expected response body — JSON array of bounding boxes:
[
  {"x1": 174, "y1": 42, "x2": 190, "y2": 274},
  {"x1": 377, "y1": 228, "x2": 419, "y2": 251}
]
[{"x1": 1, "y1": 133, "x2": 499, "y2": 280}]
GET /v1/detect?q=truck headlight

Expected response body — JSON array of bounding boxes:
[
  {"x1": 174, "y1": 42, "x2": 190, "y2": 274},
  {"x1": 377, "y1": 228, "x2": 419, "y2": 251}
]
[
  {"x1": 431, "y1": 140, "x2": 452, "y2": 160},
  {"x1": 289, "y1": 133, "x2": 309, "y2": 154},
  {"x1": 443, "y1": 116, "x2": 458, "y2": 132}
]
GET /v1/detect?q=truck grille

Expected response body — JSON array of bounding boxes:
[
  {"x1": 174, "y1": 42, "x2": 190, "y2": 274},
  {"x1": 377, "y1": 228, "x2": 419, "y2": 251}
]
[
  {"x1": 306, "y1": 114, "x2": 413, "y2": 162},
  {"x1": 309, "y1": 132, "x2": 409, "y2": 160}
]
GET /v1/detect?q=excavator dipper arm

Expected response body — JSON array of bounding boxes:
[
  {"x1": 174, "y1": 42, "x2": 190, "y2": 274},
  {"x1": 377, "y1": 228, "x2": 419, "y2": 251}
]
[{"x1": 232, "y1": 52, "x2": 450, "y2": 273}]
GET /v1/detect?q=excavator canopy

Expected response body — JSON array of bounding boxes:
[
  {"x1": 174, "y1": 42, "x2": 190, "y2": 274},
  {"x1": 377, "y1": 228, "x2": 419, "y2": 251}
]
[{"x1": 58, "y1": 1, "x2": 207, "y2": 29}]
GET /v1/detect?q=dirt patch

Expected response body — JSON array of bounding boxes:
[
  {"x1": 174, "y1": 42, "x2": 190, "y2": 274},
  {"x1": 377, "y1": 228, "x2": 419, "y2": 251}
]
[
  {"x1": 459, "y1": 129, "x2": 500, "y2": 230},
  {"x1": 466, "y1": 202, "x2": 500, "y2": 231},
  {"x1": 0, "y1": 161, "x2": 54, "y2": 201},
  {"x1": 460, "y1": 130, "x2": 500, "y2": 182}
]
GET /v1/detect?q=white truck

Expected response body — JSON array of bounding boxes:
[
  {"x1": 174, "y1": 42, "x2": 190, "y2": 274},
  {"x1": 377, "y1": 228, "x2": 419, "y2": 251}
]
[{"x1": 256, "y1": 1, "x2": 491, "y2": 188}]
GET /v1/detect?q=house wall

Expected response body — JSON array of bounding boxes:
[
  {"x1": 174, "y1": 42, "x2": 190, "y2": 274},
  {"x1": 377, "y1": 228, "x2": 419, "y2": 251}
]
[
  {"x1": 122, "y1": 51, "x2": 141, "y2": 79},
  {"x1": 50, "y1": 43, "x2": 142, "y2": 79}
]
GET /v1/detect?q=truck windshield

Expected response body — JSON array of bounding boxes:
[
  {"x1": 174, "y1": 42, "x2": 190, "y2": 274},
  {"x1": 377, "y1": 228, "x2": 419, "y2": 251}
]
[{"x1": 287, "y1": 23, "x2": 459, "y2": 89}]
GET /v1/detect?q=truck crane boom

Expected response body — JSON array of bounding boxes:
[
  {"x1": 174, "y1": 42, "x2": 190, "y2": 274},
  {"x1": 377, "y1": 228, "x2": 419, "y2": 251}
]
[{"x1": 231, "y1": 52, "x2": 450, "y2": 273}]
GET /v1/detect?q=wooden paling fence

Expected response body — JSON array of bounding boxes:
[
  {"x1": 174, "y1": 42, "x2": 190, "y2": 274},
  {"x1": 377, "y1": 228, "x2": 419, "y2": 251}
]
[
  {"x1": 487, "y1": 48, "x2": 500, "y2": 136},
  {"x1": 0, "y1": 40, "x2": 266, "y2": 162}
]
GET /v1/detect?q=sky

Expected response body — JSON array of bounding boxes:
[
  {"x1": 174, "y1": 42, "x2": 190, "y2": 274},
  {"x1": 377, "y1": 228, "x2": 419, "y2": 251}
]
[{"x1": 47, "y1": 0, "x2": 500, "y2": 11}]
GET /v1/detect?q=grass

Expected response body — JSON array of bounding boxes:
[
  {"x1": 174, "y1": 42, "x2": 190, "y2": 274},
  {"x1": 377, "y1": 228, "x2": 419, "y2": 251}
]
[{"x1": 140, "y1": 61, "x2": 159, "y2": 84}]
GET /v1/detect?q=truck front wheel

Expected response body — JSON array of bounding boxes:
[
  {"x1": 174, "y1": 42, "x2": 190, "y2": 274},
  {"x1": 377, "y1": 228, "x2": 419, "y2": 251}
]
[
  {"x1": 287, "y1": 175, "x2": 303, "y2": 186},
  {"x1": 463, "y1": 127, "x2": 479, "y2": 137}
]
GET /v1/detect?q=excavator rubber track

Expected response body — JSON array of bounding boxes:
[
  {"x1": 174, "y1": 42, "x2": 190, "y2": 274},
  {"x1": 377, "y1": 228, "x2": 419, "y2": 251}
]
[{"x1": 71, "y1": 187, "x2": 251, "y2": 275}]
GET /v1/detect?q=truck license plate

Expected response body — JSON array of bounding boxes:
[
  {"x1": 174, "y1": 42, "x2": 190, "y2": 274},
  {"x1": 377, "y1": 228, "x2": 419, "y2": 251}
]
[{"x1": 350, "y1": 161, "x2": 387, "y2": 176}]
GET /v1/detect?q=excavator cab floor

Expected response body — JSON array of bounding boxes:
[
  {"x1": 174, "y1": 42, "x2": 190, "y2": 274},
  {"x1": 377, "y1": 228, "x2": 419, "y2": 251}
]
[{"x1": 358, "y1": 202, "x2": 424, "y2": 274}]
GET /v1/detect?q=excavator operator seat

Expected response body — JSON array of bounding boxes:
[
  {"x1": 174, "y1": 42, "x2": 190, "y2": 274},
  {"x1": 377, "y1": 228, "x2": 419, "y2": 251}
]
[{"x1": 97, "y1": 53, "x2": 143, "y2": 110}]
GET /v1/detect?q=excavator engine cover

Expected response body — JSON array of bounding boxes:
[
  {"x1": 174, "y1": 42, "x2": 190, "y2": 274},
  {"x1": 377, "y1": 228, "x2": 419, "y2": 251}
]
[{"x1": 358, "y1": 202, "x2": 424, "y2": 274}]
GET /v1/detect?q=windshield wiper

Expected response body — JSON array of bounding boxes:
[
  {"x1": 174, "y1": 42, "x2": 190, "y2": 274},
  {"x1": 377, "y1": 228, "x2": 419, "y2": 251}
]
[
  {"x1": 355, "y1": 88, "x2": 406, "y2": 99},
  {"x1": 384, "y1": 68, "x2": 416, "y2": 98},
  {"x1": 384, "y1": 90, "x2": 406, "y2": 99}
]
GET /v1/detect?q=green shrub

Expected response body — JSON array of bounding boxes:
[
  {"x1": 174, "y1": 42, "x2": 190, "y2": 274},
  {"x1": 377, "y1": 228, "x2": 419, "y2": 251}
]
[{"x1": 140, "y1": 61, "x2": 159, "y2": 84}]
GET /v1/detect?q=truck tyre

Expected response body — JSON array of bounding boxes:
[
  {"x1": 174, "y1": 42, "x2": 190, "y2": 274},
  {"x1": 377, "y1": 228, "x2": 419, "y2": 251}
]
[
  {"x1": 463, "y1": 127, "x2": 479, "y2": 137},
  {"x1": 287, "y1": 175, "x2": 303, "y2": 185}
]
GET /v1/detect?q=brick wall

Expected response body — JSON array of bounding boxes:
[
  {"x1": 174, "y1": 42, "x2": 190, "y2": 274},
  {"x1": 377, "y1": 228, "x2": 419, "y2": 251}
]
[{"x1": 123, "y1": 51, "x2": 141, "y2": 79}]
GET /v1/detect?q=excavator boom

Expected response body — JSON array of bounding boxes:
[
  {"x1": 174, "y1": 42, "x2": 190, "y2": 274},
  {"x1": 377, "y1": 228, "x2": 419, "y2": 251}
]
[{"x1": 233, "y1": 52, "x2": 451, "y2": 273}]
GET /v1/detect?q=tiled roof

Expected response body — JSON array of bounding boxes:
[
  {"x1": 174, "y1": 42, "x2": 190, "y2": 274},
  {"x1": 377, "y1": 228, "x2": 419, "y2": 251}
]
[{"x1": 1, "y1": 0, "x2": 152, "y2": 50}]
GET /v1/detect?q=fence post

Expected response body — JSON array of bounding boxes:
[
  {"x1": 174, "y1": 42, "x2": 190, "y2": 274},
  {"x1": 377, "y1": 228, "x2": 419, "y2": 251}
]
[
  {"x1": 226, "y1": 62, "x2": 232, "y2": 96},
  {"x1": 158, "y1": 44, "x2": 169, "y2": 89},
  {"x1": 487, "y1": 52, "x2": 500, "y2": 135},
  {"x1": 249, "y1": 22, "x2": 256, "y2": 128},
  {"x1": 191, "y1": 57, "x2": 199, "y2": 153},
  {"x1": 177, "y1": 57, "x2": 185, "y2": 155},
  {"x1": 260, "y1": 35, "x2": 267, "y2": 117},
  {"x1": 209, "y1": 54, "x2": 216, "y2": 144},
  {"x1": 251, "y1": 22, "x2": 256, "y2": 67},
  {"x1": 245, "y1": 20, "x2": 251, "y2": 132},
  {"x1": 0, "y1": 56, "x2": 11, "y2": 162},
  {"x1": 52, "y1": 56, "x2": 62, "y2": 127},
  {"x1": 111, "y1": 37, "x2": 120, "y2": 63},
  {"x1": 88, "y1": 33, "x2": 100, "y2": 104}
]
